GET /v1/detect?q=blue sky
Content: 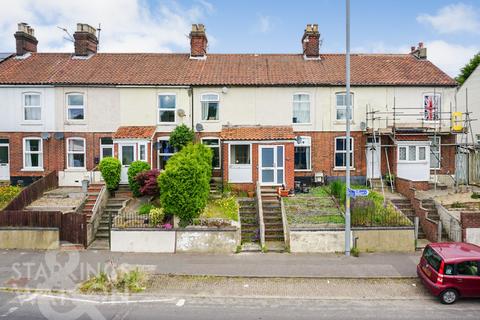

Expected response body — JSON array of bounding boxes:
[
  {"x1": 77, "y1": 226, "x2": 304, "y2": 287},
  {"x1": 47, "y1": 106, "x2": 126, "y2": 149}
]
[{"x1": 0, "y1": 0, "x2": 479, "y2": 76}]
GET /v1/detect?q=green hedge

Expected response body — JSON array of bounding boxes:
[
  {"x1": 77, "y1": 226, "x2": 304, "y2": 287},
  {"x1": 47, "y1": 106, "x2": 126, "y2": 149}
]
[
  {"x1": 158, "y1": 143, "x2": 212, "y2": 226},
  {"x1": 99, "y1": 157, "x2": 121, "y2": 191},
  {"x1": 169, "y1": 124, "x2": 194, "y2": 151},
  {"x1": 127, "y1": 161, "x2": 151, "y2": 197}
]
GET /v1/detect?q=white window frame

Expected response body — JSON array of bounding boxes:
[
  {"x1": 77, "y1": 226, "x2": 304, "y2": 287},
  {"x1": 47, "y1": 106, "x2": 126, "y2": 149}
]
[
  {"x1": 66, "y1": 92, "x2": 85, "y2": 121},
  {"x1": 423, "y1": 93, "x2": 441, "y2": 121},
  {"x1": 100, "y1": 138, "x2": 114, "y2": 159},
  {"x1": 294, "y1": 136, "x2": 311, "y2": 171},
  {"x1": 138, "y1": 142, "x2": 148, "y2": 162},
  {"x1": 201, "y1": 93, "x2": 220, "y2": 121},
  {"x1": 334, "y1": 136, "x2": 354, "y2": 169},
  {"x1": 158, "y1": 93, "x2": 176, "y2": 124},
  {"x1": 157, "y1": 137, "x2": 176, "y2": 170},
  {"x1": 335, "y1": 92, "x2": 354, "y2": 121},
  {"x1": 429, "y1": 136, "x2": 441, "y2": 169},
  {"x1": 229, "y1": 143, "x2": 252, "y2": 166},
  {"x1": 292, "y1": 93, "x2": 311, "y2": 124},
  {"x1": 66, "y1": 137, "x2": 86, "y2": 170},
  {"x1": 22, "y1": 137, "x2": 43, "y2": 171},
  {"x1": 22, "y1": 92, "x2": 42, "y2": 122},
  {"x1": 201, "y1": 137, "x2": 221, "y2": 169},
  {"x1": 397, "y1": 144, "x2": 429, "y2": 163}
]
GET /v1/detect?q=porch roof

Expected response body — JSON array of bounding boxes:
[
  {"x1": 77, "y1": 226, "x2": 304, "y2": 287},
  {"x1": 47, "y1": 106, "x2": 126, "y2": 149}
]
[
  {"x1": 113, "y1": 126, "x2": 156, "y2": 140},
  {"x1": 395, "y1": 135, "x2": 430, "y2": 141},
  {"x1": 220, "y1": 125, "x2": 295, "y2": 141}
]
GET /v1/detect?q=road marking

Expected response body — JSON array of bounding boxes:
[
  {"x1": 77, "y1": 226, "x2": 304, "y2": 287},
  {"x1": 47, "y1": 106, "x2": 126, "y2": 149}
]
[
  {"x1": 32, "y1": 294, "x2": 176, "y2": 305},
  {"x1": 176, "y1": 299, "x2": 185, "y2": 307},
  {"x1": 1, "y1": 307, "x2": 18, "y2": 317}
]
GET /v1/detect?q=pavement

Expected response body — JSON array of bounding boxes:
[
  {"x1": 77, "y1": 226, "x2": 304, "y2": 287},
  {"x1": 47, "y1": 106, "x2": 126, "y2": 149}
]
[{"x1": 0, "y1": 249, "x2": 421, "y2": 291}]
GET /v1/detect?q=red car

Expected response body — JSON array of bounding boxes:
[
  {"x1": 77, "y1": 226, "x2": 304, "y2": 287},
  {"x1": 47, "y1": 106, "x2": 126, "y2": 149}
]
[{"x1": 417, "y1": 242, "x2": 480, "y2": 304}]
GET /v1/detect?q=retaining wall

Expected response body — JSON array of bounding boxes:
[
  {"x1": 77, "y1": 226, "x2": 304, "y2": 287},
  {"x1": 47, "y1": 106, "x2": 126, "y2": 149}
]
[
  {"x1": 0, "y1": 227, "x2": 59, "y2": 250},
  {"x1": 352, "y1": 228, "x2": 415, "y2": 252}
]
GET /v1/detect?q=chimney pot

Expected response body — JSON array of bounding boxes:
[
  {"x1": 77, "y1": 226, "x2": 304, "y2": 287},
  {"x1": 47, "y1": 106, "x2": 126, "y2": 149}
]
[
  {"x1": 302, "y1": 24, "x2": 320, "y2": 59},
  {"x1": 190, "y1": 23, "x2": 208, "y2": 58},
  {"x1": 410, "y1": 42, "x2": 427, "y2": 59},
  {"x1": 14, "y1": 22, "x2": 38, "y2": 56},
  {"x1": 73, "y1": 23, "x2": 98, "y2": 56}
]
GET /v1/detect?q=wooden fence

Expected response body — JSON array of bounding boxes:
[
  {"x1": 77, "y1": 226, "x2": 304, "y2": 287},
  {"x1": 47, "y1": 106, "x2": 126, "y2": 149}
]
[
  {"x1": 4, "y1": 171, "x2": 58, "y2": 211},
  {"x1": 0, "y1": 210, "x2": 87, "y2": 246}
]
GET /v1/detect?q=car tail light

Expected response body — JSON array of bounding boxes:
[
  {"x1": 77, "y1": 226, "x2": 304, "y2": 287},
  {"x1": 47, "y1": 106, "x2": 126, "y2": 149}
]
[{"x1": 436, "y1": 261, "x2": 445, "y2": 285}]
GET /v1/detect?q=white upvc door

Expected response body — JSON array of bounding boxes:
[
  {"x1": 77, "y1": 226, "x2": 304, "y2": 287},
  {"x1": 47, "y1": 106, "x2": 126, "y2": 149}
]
[
  {"x1": 259, "y1": 145, "x2": 284, "y2": 186},
  {"x1": 0, "y1": 143, "x2": 9, "y2": 181},
  {"x1": 366, "y1": 142, "x2": 381, "y2": 179},
  {"x1": 119, "y1": 143, "x2": 136, "y2": 184},
  {"x1": 228, "y1": 143, "x2": 252, "y2": 183}
]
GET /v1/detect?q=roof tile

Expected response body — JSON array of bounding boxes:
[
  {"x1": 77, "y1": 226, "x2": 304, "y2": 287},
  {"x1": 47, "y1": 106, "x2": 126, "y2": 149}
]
[
  {"x1": 220, "y1": 125, "x2": 295, "y2": 141},
  {"x1": 113, "y1": 126, "x2": 156, "y2": 139}
]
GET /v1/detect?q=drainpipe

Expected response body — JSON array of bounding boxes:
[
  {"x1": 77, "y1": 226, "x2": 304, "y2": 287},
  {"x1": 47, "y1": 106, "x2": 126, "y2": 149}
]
[{"x1": 190, "y1": 87, "x2": 194, "y2": 133}]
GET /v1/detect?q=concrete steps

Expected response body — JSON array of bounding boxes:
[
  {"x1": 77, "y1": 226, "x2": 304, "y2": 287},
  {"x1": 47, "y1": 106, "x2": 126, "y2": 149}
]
[
  {"x1": 391, "y1": 198, "x2": 427, "y2": 240},
  {"x1": 260, "y1": 188, "x2": 285, "y2": 251}
]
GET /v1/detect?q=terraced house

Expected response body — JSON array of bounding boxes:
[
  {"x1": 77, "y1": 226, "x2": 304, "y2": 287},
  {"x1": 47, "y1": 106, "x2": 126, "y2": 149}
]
[{"x1": 0, "y1": 22, "x2": 458, "y2": 191}]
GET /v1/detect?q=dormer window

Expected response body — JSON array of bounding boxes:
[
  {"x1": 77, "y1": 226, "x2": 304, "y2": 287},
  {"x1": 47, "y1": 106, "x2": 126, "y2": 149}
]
[
  {"x1": 23, "y1": 93, "x2": 41, "y2": 121},
  {"x1": 67, "y1": 93, "x2": 85, "y2": 120}
]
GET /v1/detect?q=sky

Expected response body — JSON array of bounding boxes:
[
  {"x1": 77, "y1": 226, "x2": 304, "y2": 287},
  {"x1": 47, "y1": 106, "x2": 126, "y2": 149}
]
[{"x1": 0, "y1": 0, "x2": 479, "y2": 77}]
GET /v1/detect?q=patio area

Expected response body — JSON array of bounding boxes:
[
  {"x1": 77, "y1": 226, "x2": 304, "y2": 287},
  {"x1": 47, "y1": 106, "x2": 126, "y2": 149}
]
[{"x1": 26, "y1": 187, "x2": 86, "y2": 213}]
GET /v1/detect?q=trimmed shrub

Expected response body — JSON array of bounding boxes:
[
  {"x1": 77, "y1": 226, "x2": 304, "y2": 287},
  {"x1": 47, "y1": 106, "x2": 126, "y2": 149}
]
[
  {"x1": 99, "y1": 157, "x2": 121, "y2": 191},
  {"x1": 158, "y1": 143, "x2": 213, "y2": 226},
  {"x1": 169, "y1": 124, "x2": 194, "y2": 151},
  {"x1": 127, "y1": 161, "x2": 151, "y2": 197},
  {"x1": 136, "y1": 169, "x2": 160, "y2": 196},
  {"x1": 138, "y1": 203, "x2": 154, "y2": 215},
  {"x1": 149, "y1": 207, "x2": 165, "y2": 227}
]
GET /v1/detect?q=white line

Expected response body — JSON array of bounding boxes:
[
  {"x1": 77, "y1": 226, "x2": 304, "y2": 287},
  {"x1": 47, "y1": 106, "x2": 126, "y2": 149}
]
[
  {"x1": 176, "y1": 299, "x2": 185, "y2": 307},
  {"x1": 1, "y1": 307, "x2": 18, "y2": 317},
  {"x1": 102, "y1": 298, "x2": 176, "y2": 305},
  {"x1": 34, "y1": 294, "x2": 176, "y2": 305}
]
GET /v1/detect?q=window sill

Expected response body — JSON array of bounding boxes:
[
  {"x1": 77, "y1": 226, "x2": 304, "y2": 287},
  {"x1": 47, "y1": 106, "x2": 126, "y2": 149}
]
[
  {"x1": 157, "y1": 122, "x2": 177, "y2": 126},
  {"x1": 64, "y1": 168, "x2": 87, "y2": 172},
  {"x1": 292, "y1": 123, "x2": 312, "y2": 126},
  {"x1": 201, "y1": 120, "x2": 220, "y2": 123},
  {"x1": 21, "y1": 122, "x2": 43, "y2": 126},
  {"x1": 333, "y1": 167, "x2": 355, "y2": 171},
  {"x1": 65, "y1": 121, "x2": 87, "y2": 125},
  {"x1": 294, "y1": 169, "x2": 312, "y2": 172},
  {"x1": 21, "y1": 168, "x2": 44, "y2": 172},
  {"x1": 333, "y1": 121, "x2": 355, "y2": 125}
]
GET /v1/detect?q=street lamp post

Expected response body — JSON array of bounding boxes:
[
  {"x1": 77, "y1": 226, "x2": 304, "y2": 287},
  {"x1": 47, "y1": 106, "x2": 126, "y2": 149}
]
[{"x1": 345, "y1": 0, "x2": 352, "y2": 257}]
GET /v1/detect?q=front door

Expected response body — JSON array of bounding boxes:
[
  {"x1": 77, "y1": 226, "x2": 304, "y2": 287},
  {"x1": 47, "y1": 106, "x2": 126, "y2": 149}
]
[
  {"x1": 0, "y1": 143, "x2": 9, "y2": 181},
  {"x1": 228, "y1": 144, "x2": 252, "y2": 183},
  {"x1": 119, "y1": 144, "x2": 136, "y2": 184},
  {"x1": 259, "y1": 145, "x2": 284, "y2": 186},
  {"x1": 366, "y1": 142, "x2": 381, "y2": 179}
]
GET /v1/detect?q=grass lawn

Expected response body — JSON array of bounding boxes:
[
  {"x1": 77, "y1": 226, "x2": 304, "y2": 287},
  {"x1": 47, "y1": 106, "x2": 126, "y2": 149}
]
[
  {"x1": 200, "y1": 196, "x2": 239, "y2": 222},
  {"x1": 0, "y1": 185, "x2": 21, "y2": 210},
  {"x1": 285, "y1": 187, "x2": 345, "y2": 227}
]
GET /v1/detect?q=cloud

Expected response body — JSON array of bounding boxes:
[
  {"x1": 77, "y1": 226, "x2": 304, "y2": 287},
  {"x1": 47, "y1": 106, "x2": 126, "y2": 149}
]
[
  {"x1": 0, "y1": 0, "x2": 214, "y2": 53},
  {"x1": 417, "y1": 3, "x2": 480, "y2": 34},
  {"x1": 425, "y1": 40, "x2": 479, "y2": 77},
  {"x1": 255, "y1": 14, "x2": 273, "y2": 34}
]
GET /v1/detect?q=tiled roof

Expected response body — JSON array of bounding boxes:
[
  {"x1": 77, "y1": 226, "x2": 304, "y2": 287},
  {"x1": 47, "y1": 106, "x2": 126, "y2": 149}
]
[
  {"x1": 0, "y1": 53, "x2": 456, "y2": 86},
  {"x1": 113, "y1": 126, "x2": 156, "y2": 139},
  {"x1": 395, "y1": 135, "x2": 430, "y2": 141},
  {"x1": 220, "y1": 125, "x2": 295, "y2": 141}
]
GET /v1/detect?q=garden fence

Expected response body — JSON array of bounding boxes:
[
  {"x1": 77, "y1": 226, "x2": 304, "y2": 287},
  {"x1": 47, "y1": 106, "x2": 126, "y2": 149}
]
[{"x1": 4, "y1": 171, "x2": 58, "y2": 210}]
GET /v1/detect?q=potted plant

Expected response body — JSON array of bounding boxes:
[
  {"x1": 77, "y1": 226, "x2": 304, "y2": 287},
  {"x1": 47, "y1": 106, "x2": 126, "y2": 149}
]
[{"x1": 278, "y1": 185, "x2": 289, "y2": 197}]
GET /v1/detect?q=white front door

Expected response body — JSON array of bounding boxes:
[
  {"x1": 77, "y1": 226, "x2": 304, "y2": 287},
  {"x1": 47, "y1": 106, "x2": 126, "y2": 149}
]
[
  {"x1": 259, "y1": 145, "x2": 284, "y2": 186},
  {"x1": 0, "y1": 143, "x2": 9, "y2": 181},
  {"x1": 119, "y1": 143, "x2": 136, "y2": 184},
  {"x1": 228, "y1": 144, "x2": 252, "y2": 183},
  {"x1": 366, "y1": 142, "x2": 381, "y2": 179}
]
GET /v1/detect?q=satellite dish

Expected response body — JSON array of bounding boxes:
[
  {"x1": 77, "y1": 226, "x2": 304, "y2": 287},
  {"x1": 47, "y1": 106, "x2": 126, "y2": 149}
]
[
  {"x1": 222, "y1": 86, "x2": 228, "y2": 94},
  {"x1": 360, "y1": 121, "x2": 366, "y2": 131},
  {"x1": 295, "y1": 136, "x2": 303, "y2": 145},
  {"x1": 41, "y1": 132, "x2": 51, "y2": 140},
  {"x1": 177, "y1": 108, "x2": 186, "y2": 117},
  {"x1": 54, "y1": 132, "x2": 64, "y2": 140},
  {"x1": 195, "y1": 123, "x2": 204, "y2": 132}
]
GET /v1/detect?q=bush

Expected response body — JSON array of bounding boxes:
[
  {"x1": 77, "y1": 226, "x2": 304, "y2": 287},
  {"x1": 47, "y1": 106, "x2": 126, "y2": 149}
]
[
  {"x1": 159, "y1": 143, "x2": 213, "y2": 226},
  {"x1": 127, "y1": 161, "x2": 151, "y2": 197},
  {"x1": 329, "y1": 180, "x2": 346, "y2": 203},
  {"x1": 149, "y1": 207, "x2": 165, "y2": 227},
  {"x1": 169, "y1": 124, "x2": 194, "y2": 151},
  {"x1": 0, "y1": 185, "x2": 21, "y2": 209},
  {"x1": 99, "y1": 157, "x2": 121, "y2": 191},
  {"x1": 136, "y1": 169, "x2": 160, "y2": 196},
  {"x1": 138, "y1": 203, "x2": 154, "y2": 215}
]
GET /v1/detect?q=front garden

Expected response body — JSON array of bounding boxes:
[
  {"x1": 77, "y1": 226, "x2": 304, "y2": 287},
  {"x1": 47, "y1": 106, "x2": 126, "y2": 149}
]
[{"x1": 0, "y1": 185, "x2": 21, "y2": 210}]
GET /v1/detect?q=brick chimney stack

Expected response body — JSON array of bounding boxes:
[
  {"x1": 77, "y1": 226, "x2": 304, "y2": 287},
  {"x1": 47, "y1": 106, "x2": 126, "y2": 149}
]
[
  {"x1": 190, "y1": 24, "x2": 208, "y2": 59},
  {"x1": 302, "y1": 24, "x2": 320, "y2": 59},
  {"x1": 14, "y1": 23, "x2": 38, "y2": 56},
  {"x1": 73, "y1": 23, "x2": 98, "y2": 56},
  {"x1": 410, "y1": 42, "x2": 427, "y2": 59}
]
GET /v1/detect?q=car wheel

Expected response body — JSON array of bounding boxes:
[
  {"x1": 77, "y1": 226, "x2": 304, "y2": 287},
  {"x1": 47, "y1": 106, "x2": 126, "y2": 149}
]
[{"x1": 440, "y1": 289, "x2": 458, "y2": 304}]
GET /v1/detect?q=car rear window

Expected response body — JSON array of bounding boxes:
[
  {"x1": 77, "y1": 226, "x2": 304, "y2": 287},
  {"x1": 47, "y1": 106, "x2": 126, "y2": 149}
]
[{"x1": 423, "y1": 246, "x2": 443, "y2": 271}]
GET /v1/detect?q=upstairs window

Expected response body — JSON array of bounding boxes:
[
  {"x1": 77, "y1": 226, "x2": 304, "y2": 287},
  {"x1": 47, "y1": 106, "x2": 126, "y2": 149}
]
[
  {"x1": 334, "y1": 137, "x2": 354, "y2": 168},
  {"x1": 158, "y1": 94, "x2": 176, "y2": 123},
  {"x1": 23, "y1": 138, "x2": 43, "y2": 170},
  {"x1": 23, "y1": 93, "x2": 41, "y2": 121},
  {"x1": 336, "y1": 93, "x2": 353, "y2": 120},
  {"x1": 201, "y1": 93, "x2": 220, "y2": 121},
  {"x1": 67, "y1": 93, "x2": 85, "y2": 120},
  {"x1": 67, "y1": 138, "x2": 86, "y2": 169},
  {"x1": 292, "y1": 93, "x2": 310, "y2": 124},
  {"x1": 424, "y1": 94, "x2": 441, "y2": 121}
]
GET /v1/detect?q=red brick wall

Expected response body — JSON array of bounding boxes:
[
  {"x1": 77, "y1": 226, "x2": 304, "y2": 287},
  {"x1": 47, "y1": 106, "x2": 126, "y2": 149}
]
[
  {"x1": 435, "y1": 134, "x2": 456, "y2": 175},
  {"x1": 0, "y1": 132, "x2": 113, "y2": 178},
  {"x1": 461, "y1": 211, "x2": 480, "y2": 241},
  {"x1": 293, "y1": 131, "x2": 367, "y2": 179}
]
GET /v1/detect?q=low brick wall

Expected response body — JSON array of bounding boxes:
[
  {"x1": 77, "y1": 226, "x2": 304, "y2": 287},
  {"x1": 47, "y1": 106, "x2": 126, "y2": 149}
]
[
  {"x1": 395, "y1": 178, "x2": 429, "y2": 199},
  {"x1": 0, "y1": 227, "x2": 59, "y2": 250},
  {"x1": 352, "y1": 227, "x2": 415, "y2": 252},
  {"x1": 461, "y1": 211, "x2": 480, "y2": 245}
]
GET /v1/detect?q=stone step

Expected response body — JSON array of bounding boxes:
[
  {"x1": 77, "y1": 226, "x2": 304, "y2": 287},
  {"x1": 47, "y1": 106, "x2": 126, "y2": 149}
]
[
  {"x1": 95, "y1": 231, "x2": 109, "y2": 239},
  {"x1": 265, "y1": 234, "x2": 284, "y2": 241}
]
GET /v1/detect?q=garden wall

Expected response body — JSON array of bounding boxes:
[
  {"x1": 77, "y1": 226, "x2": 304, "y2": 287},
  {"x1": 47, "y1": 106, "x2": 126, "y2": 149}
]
[
  {"x1": 289, "y1": 229, "x2": 351, "y2": 253},
  {"x1": 110, "y1": 228, "x2": 240, "y2": 253},
  {"x1": 461, "y1": 211, "x2": 480, "y2": 245},
  {"x1": 0, "y1": 227, "x2": 59, "y2": 249},
  {"x1": 352, "y1": 227, "x2": 415, "y2": 252}
]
